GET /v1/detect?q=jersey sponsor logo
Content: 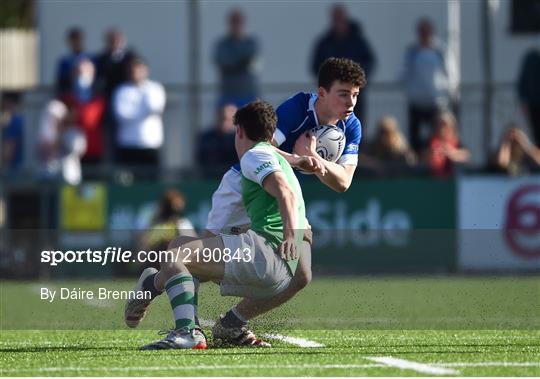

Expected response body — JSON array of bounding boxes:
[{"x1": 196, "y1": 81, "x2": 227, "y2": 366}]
[
  {"x1": 347, "y1": 144, "x2": 359, "y2": 153},
  {"x1": 254, "y1": 161, "x2": 274, "y2": 175}
]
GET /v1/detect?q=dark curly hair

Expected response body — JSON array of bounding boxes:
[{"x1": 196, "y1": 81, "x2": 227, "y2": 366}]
[
  {"x1": 318, "y1": 57, "x2": 367, "y2": 91},
  {"x1": 233, "y1": 100, "x2": 277, "y2": 142}
]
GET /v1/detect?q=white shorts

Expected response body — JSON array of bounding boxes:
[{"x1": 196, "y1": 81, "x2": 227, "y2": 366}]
[{"x1": 220, "y1": 230, "x2": 292, "y2": 299}]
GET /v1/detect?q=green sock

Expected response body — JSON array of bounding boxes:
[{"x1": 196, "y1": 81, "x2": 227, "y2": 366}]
[{"x1": 165, "y1": 273, "x2": 196, "y2": 330}]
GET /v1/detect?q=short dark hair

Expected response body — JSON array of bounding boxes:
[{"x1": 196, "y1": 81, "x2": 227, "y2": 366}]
[
  {"x1": 233, "y1": 100, "x2": 276, "y2": 142},
  {"x1": 67, "y1": 27, "x2": 83, "y2": 40},
  {"x1": 318, "y1": 57, "x2": 367, "y2": 91}
]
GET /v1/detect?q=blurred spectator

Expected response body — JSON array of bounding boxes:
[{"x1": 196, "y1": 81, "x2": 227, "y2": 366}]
[
  {"x1": 517, "y1": 43, "x2": 540, "y2": 146},
  {"x1": 491, "y1": 125, "x2": 540, "y2": 176},
  {"x1": 141, "y1": 190, "x2": 197, "y2": 255},
  {"x1": 1, "y1": 92, "x2": 24, "y2": 172},
  {"x1": 38, "y1": 99, "x2": 86, "y2": 185},
  {"x1": 196, "y1": 104, "x2": 237, "y2": 175},
  {"x1": 55, "y1": 27, "x2": 92, "y2": 95},
  {"x1": 113, "y1": 57, "x2": 165, "y2": 169},
  {"x1": 95, "y1": 28, "x2": 137, "y2": 99},
  {"x1": 95, "y1": 28, "x2": 137, "y2": 163},
  {"x1": 424, "y1": 111, "x2": 470, "y2": 178},
  {"x1": 365, "y1": 116, "x2": 416, "y2": 175},
  {"x1": 214, "y1": 8, "x2": 260, "y2": 107},
  {"x1": 401, "y1": 17, "x2": 452, "y2": 153},
  {"x1": 311, "y1": 3, "x2": 376, "y2": 125},
  {"x1": 60, "y1": 59, "x2": 106, "y2": 166}
]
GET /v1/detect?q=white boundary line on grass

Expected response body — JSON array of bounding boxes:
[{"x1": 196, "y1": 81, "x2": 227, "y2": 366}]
[
  {"x1": 261, "y1": 333, "x2": 325, "y2": 348},
  {"x1": 367, "y1": 356, "x2": 460, "y2": 375},
  {"x1": 2, "y1": 361, "x2": 539, "y2": 374},
  {"x1": 442, "y1": 362, "x2": 540, "y2": 367},
  {"x1": 199, "y1": 319, "x2": 325, "y2": 348}
]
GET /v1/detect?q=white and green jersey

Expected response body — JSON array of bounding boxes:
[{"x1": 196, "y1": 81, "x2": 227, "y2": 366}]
[{"x1": 240, "y1": 142, "x2": 306, "y2": 274}]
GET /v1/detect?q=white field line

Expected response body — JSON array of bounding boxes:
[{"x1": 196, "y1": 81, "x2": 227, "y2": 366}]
[
  {"x1": 441, "y1": 362, "x2": 540, "y2": 367},
  {"x1": 3, "y1": 361, "x2": 539, "y2": 374},
  {"x1": 4, "y1": 334, "x2": 535, "y2": 345},
  {"x1": 367, "y1": 356, "x2": 459, "y2": 375},
  {"x1": 313, "y1": 334, "x2": 539, "y2": 341},
  {"x1": 198, "y1": 318, "x2": 324, "y2": 348},
  {"x1": 262, "y1": 333, "x2": 325, "y2": 348}
]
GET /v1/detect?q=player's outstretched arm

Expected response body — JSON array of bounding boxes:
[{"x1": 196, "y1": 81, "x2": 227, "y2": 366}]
[
  {"x1": 273, "y1": 147, "x2": 327, "y2": 175},
  {"x1": 314, "y1": 161, "x2": 356, "y2": 193},
  {"x1": 261, "y1": 171, "x2": 298, "y2": 261}
]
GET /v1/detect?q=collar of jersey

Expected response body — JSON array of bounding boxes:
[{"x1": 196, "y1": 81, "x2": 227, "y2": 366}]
[{"x1": 253, "y1": 141, "x2": 272, "y2": 149}]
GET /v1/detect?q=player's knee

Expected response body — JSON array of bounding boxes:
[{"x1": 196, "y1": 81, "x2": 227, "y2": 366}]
[
  {"x1": 291, "y1": 269, "x2": 312, "y2": 291},
  {"x1": 160, "y1": 246, "x2": 190, "y2": 277},
  {"x1": 298, "y1": 270, "x2": 312, "y2": 289}
]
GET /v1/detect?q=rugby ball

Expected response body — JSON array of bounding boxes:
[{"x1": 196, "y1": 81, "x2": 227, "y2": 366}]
[{"x1": 311, "y1": 124, "x2": 345, "y2": 163}]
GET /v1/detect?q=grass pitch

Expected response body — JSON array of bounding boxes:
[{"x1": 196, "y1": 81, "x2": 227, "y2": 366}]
[{"x1": 1, "y1": 276, "x2": 539, "y2": 376}]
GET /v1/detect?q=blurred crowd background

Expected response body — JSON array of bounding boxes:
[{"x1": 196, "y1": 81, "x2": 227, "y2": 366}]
[
  {"x1": 2, "y1": 0, "x2": 539, "y2": 183},
  {"x1": 1, "y1": 0, "x2": 539, "y2": 277}
]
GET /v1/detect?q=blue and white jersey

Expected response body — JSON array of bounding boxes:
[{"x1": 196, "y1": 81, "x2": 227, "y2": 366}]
[
  {"x1": 274, "y1": 92, "x2": 362, "y2": 166},
  {"x1": 206, "y1": 92, "x2": 362, "y2": 233}
]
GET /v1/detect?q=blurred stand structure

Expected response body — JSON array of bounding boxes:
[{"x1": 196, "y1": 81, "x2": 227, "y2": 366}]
[
  {"x1": 0, "y1": 80, "x2": 534, "y2": 182},
  {"x1": 1, "y1": 92, "x2": 25, "y2": 173}
]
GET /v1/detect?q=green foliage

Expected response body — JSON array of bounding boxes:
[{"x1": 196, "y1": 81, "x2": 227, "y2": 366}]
[{"x1": 0, "y1": 0, "x2": 34, "y2": 29}]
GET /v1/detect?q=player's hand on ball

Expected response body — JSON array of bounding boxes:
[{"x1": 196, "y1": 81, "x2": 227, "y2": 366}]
[
  {"x1": 295, "y1": 155, "x2": 326, "y2": 175},
  {"x1": 277, "y1": 237, "x2": 298, "y2": 261},
  {"x1": 293, "y1": 132, "x2": 318, "y2": 157}
]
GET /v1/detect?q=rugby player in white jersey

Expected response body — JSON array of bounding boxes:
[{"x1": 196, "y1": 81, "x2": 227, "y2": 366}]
[
  {"x1": 134, "y1": 100, "x2": 309, "y2": 349},
  {"x1": 125, "y1": 58, "x2": 366, "y2": 347}
]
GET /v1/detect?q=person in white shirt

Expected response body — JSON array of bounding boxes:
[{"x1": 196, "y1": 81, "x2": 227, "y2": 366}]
[
  {"x1": 113, "y1": 57, "x2": 165, "y2": 169},
  {"x1": 38, "y1": 99, "x2": 86, "y2": 185}
]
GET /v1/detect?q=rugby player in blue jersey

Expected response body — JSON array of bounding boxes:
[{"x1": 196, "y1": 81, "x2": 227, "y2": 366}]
[{"x1": 125, "y1": 57, "x2": 366, "y2": 347}]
